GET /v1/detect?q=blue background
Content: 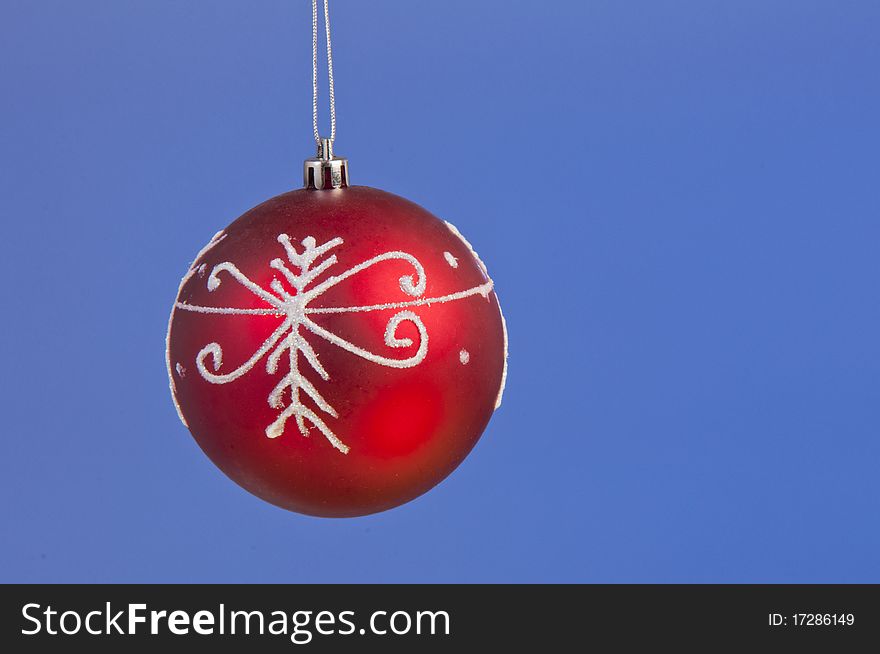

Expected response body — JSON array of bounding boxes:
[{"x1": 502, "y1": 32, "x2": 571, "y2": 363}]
[{"x1": 1, "y1": 1, "x2": 878, "y2": 583}]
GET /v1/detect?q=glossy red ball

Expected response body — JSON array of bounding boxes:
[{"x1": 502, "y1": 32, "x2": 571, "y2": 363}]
[{"x1": 166, "y1": 186, "x2": 506, "y2": 516}]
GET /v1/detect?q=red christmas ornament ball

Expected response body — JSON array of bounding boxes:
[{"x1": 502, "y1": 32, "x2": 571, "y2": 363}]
[{"x1": 166, "y1": 186, "x2": 507, "y2": 517}]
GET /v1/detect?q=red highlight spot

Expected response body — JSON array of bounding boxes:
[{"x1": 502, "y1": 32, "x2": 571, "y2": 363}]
[{"x1": 361, "y1": 382, "x2": 444, "y2": 458}]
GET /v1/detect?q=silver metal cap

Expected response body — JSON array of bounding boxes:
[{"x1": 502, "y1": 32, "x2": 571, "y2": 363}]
[{"x1": 303, "y1": 138, "x2": 349, "y2": 190}]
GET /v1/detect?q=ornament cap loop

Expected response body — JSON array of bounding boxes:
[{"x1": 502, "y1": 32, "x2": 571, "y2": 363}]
[{"x1": 304, "y1": 138, "x2": 349, "y2": 190}]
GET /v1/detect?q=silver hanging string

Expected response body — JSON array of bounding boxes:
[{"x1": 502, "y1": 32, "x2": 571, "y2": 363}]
[
  {"x1": 312, "y1": 0, "x2": 336, "y2": 147},
  {"x1": 303, "y1": 0, "x2": 347, "y2": 187}
]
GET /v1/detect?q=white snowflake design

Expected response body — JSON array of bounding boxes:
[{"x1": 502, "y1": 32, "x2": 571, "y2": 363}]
[{"x1": 174, "y1": 233, "x2": 494, "y2": 454}]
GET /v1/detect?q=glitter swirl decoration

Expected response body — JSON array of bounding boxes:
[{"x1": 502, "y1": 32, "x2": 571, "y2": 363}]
[{"x1": 174, "y1": 233, "x2": 494, "y2": 454}]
